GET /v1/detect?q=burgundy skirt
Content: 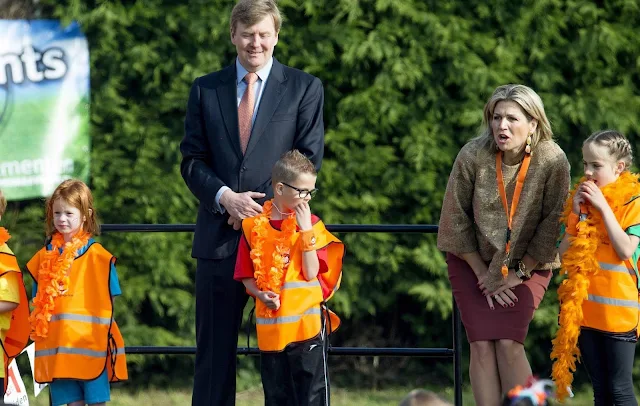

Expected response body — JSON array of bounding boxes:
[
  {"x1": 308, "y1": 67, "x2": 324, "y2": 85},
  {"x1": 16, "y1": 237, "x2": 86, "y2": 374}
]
[{"x1": 447, "y1": 252, "x2": 552, "y2": 344}]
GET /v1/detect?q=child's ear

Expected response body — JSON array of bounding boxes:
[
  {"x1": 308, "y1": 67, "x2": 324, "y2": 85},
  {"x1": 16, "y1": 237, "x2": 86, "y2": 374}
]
[{"x1": 616, "y1": 161, "x2": 626, "y2": 175}]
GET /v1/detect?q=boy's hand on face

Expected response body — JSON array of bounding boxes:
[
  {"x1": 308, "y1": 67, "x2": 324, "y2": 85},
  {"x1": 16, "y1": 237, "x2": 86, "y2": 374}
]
[
  {"x1": 294, "y1": 201, "x2": 313, "y2": 231},
  {"x1": 257, "y1": 291, "x2": 280, "y2": 310}
]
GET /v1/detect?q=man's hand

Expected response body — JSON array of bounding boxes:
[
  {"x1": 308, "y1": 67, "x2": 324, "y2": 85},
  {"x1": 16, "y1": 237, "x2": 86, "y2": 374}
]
[
  {"x1": 220, "y1": 190, "x2": 265, "y2": 219},
  {"x1": 227, "y1": 216, "x2": 242, "y2": 230}
]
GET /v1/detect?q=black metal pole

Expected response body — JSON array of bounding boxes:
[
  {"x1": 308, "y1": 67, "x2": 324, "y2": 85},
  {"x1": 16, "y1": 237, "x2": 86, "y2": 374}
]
[
  {"x1": 453, "y1": 298, "x2": 463, "y2": 406},
  {"x1": 124, "y1": 346, "x2": 455, "y2": 357},
  {"x1": 100, "y1": 224, "x2": 439, "y2": 234}
]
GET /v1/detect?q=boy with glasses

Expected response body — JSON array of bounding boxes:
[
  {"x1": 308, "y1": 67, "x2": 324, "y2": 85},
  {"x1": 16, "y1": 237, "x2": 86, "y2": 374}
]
[{"x1": 234, "y1": 150, "x2": 344, "y2": 406}]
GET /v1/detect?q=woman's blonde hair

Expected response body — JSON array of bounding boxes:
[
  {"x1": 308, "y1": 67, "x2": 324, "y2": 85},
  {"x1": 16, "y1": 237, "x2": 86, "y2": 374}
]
[
  {"x1": 479, "y1": 84, "x2": 553, "y2": 150},
  {"x1": 45, "y1": 179, "x2": 99, "y2": 237},
  {"x1": 584, "y1": 129, "x2": 633, "y2": 170}
]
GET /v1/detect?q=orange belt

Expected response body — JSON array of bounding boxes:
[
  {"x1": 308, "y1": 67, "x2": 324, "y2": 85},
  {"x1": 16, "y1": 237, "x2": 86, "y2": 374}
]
[{"x1": 496, "y1": 152, "x2": 531, "y2": 278}]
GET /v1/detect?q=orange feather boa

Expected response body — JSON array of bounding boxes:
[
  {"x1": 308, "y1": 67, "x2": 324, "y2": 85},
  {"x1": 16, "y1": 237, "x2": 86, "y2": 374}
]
[
  {"x1": 249, "y1": 200, "x2": 297, "y2": 317},
  {"x1": 29, "y1": 231, "x2": 91, "y2": 340},
  {"x1": 551, "y1": 171, "x2": 640, "y2": 401}
]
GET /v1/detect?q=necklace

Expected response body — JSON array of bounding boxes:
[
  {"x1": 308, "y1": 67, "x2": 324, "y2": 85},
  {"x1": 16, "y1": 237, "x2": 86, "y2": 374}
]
[{"x1": 271, "y1": 201, "x2": 295, "y2": 218}]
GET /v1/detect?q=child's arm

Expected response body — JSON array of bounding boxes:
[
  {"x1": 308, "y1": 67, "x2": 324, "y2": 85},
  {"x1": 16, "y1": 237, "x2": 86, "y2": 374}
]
[
  {"x1": 0, "y1": 272, "x2": 21, "y2": 313},
  {"x1": 301, "y1": 247, "x2": 320, "y2": 281},
  {"x1": 0, "y1": 300, "x2": 18, "y2": 313},
  {"x1": 581, "y1": 181, "x2": 640, "y2": 259},
  {"x1": 601, "y1": 207, "x2": 640, "y2": 259},
  {"x1": 294, "y1": 202, "x2": 321, "y2": 280},
  {"x1": 241, "y1": 278, "x2": 280, "y2": 310}
]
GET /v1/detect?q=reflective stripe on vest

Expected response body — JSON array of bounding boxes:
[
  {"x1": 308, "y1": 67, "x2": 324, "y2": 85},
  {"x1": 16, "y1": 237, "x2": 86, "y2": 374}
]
[
  {"x1": 598, "y1": 262, "x2": 635, "y2": 276},
  {"x1": 587, "y1": 294, "x2": 640, "y2": 309},
  {"x1": 282, "y1": 280, "x2": 321, "y2": 290},
  {"x1": 50, "y1": 313, "x2": 112, "y2": 325},
  {"x1": 35, "y1": 346, "x2": 126, "y2": 358},
  {"x1": 257, "y1": 307, "x2": 322, "y2": 325}
]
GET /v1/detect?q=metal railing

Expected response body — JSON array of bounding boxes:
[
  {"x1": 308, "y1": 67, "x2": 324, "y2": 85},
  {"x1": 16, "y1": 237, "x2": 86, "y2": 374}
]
[{"x1": 100, "y1": 223, "x2": 463, "y2": 406}]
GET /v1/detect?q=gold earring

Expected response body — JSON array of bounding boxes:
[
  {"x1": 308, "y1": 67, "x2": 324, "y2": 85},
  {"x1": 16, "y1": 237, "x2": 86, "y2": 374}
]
[{"x1": 525, "y1": 134, "x2": 532, "y2": 154}]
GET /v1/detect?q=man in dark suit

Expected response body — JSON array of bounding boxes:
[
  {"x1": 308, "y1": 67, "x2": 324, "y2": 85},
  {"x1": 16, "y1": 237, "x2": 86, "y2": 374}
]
[{"x1": 180, "y1": 0, "x2": 324, "y2": 404}]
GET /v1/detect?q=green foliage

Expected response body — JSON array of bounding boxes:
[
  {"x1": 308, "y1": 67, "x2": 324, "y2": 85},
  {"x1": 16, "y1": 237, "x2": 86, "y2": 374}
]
[{"x1": 4, "y1": 0, "x2": 640, "y2": 389}]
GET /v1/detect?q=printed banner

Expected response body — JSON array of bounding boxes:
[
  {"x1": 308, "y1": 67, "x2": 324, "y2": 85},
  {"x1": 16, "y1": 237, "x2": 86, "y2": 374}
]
[
  {"x1": 4, "y1": 358, "x2": 29, "y2": 405},
  {"x1": 0, "y1": 20, "x2": 90, "y2": 200}
]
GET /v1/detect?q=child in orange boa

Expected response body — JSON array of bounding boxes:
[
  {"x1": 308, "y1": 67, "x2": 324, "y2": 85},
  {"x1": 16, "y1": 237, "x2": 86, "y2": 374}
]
[
  {"x1": 26, "y1": 180, "x2": 127, "y2": 406},
  {"x1": 552, "y1": 130, "x2": 640, "y2": 405},
  {"x1": 0, "y1": 190, "x2": 29, "y2": 396},
  {"x1": 234, "y1": 150, "x2": 344, "y2": 406}
]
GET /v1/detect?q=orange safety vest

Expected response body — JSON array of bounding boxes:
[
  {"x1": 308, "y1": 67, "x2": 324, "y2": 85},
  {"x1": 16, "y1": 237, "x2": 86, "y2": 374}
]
[
  {"x1": 243, "y1": 218, "x2": 345, "y2": 352},
  {"x1": 582, "y1": 200, "x2": 640, "y2": 334},
  {"x1": 0, "y1": 244, "x2": 29, "y2": 391},
  {"x1": 27, "y1": 242, "x2": 128, "y2": 383}
]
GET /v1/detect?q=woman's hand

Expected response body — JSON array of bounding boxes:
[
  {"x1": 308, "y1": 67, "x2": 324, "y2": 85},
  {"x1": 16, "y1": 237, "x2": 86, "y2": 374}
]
[
  {"x1": 479, "y1": 269, "x2": 521, "y2": 308},
  {"x1": 477, "y1": 273, "x2": 497, "y2": 310}
]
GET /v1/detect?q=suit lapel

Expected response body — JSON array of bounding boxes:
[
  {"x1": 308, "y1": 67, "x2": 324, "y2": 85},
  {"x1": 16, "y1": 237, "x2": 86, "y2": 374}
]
[
  {"x1": 217, "y1": 65, "x2": 243, "y2": 158},
  {"x1": 244, "y1": 59, "x2": 288, "y2": 159}
]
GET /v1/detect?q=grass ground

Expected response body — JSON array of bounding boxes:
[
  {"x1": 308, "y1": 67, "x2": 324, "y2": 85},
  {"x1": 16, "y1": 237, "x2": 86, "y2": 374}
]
[{"x1": 24, "y1": 385, "x2": 614, "y2": 405}]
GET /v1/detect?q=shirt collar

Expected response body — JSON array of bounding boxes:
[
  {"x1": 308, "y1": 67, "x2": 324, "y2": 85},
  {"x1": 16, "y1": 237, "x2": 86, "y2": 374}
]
[{"x1": 236, "y1": 57, "x2": 273, "y2": 85}]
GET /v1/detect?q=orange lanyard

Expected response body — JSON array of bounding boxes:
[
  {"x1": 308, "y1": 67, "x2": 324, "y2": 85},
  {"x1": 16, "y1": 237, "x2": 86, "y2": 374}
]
[{"x1": 495, "y1": 152, "x2": 531, "y2": 277}]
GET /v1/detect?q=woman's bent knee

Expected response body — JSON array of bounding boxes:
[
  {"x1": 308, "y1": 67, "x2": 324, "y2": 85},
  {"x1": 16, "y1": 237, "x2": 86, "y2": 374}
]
[{"x1": 470, "y1": 341, "x2": 495, "y2": 360}]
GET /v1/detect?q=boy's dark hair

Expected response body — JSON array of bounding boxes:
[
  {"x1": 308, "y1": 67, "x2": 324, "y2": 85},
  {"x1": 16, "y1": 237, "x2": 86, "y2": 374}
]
[
  {"x1": 272, "y1": 150, "x2": 316, "y2": 185},
  {"x1": 0, "y1": 189, "x2": 6, "y2": 217}
]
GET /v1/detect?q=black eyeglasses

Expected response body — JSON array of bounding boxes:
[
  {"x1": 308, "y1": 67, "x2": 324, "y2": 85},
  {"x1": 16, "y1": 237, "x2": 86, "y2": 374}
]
[{"x1": 281, "y1": 182, "x2": 319, "y2": 198}]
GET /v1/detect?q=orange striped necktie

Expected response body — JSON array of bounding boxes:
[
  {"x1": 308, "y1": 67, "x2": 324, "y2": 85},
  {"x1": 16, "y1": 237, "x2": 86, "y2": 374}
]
[{"x1": 238, "y1": 72, "x2": 258, "y2": 154}]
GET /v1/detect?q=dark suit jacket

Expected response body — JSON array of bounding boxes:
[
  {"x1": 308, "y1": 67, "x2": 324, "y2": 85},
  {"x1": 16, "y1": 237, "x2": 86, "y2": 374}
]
[{"x1": 180, "y1": 58, "x2": 325, "y2": 260}]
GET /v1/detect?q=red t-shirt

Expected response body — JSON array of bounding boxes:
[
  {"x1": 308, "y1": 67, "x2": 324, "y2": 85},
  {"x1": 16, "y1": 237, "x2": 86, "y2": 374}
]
[{"x1": 234, "y1": 215, "x2": 331, "y2": 298}]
